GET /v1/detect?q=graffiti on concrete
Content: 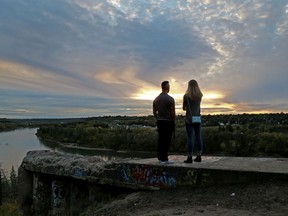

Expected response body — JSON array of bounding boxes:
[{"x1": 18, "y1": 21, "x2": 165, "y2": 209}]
[
  {"x1": 52, "y1": 180, "x2": 68, "y2": 213},
  {"x1": 120, "y1": 165, "x2": 176, "y2": 188},
  {"x1": 185, "y1": 170, "x2": 212, "y2": 185},
  {"x1": 33, "y1": 174, "x2": 51, "y2": 214},
  {"x1": 186, "y1": 170, "x2": 198, "y2": 184},
  {"x1": 71, "y1": 167, "x2": 86, "y2": 179},
  {"x1": 201, "y1": 172, "x2": 212, "y2": 185}
]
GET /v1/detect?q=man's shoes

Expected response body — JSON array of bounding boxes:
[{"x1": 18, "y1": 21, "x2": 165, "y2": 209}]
[
  {"x1": 184, "y1": 156, "x2": 192, "y2": 163},
  {"x1": 194, "y1": 155, "x2": 202, "y2": 162},
  {"x1": 158, "y1": 160, "x2": 174, "y2": 164},
  {"x1": 166, "y1": 160, "x2": 174, "y2": 164}
]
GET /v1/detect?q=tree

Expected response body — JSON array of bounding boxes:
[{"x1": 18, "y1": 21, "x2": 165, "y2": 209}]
[
  {"x1": 0, "y1": 168, "x2": 2, "y2": 206},
  {"x1": 10, "y1": 166, "x2": 18, "y2": 199}
]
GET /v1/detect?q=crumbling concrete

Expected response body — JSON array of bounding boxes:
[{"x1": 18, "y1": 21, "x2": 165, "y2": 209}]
[{"x1": 18, "y1": 150, "x2": 288, "y2": 215}]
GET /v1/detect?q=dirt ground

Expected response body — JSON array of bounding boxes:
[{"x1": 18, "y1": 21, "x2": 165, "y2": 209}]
[{"x1": 83, "y1": 180, "x2": 288, "y2": 216}]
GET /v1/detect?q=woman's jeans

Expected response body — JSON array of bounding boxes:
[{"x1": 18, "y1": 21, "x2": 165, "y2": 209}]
[{"x1": 185, "y1": 123, "x2": 203, "y2": 156}]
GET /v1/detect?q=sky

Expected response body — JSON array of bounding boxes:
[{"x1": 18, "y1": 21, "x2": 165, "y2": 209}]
[{"x1": 0, "y1": 0, "x2": 288, "y2": 118}]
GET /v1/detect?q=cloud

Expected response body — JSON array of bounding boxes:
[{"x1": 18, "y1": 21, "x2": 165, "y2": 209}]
[{"x1": 0, "y1": 0, "x2": 288, "y2": 118}]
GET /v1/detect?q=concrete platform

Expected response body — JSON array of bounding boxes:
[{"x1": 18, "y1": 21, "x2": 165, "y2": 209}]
[
  {"x1": 129, "y1": 155, "x2": 288, "y2": 175},
  {"x1": 20, "y1": 151, "x2": 288, "y2": 191},
  {"x1": 118, "y1": 155, "x2": 288, "y2": 189},
  {"x1": 19, "y1": 151, "x2": 288, "y2": 215}
]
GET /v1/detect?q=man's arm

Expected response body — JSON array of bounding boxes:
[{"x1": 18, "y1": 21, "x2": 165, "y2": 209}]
[
  {"x1": 153, "y1": 101, "x2": 158, "y2": 119},
  {"x1": 171, "y1": 100, "x2": 176, "y2": 121}
]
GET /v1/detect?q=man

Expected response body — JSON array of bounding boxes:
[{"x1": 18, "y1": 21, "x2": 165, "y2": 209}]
[{"x1": 153, "y1": 81, "x2": 176, "y2": 164}]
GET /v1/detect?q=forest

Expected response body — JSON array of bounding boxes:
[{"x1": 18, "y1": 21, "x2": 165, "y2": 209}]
[
  {"x1": 1, "y1": 113, "x2": 288, "y2": 214},
  {"x1": 36, "y1": 113, "x2": 288, "y2": 158}
]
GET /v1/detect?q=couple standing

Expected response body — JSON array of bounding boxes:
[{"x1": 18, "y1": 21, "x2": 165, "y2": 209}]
[{"x1": 153, "y1": 80, "x2": 203, "y2": 164}]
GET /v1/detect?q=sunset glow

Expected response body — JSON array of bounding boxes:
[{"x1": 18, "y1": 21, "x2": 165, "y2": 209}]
[
  {"x1": 203, "y1": 91, "x2": 225, "y2": 100},
  {"x1": 131, "y1": 89, "x2": 160, "y2": 101}
]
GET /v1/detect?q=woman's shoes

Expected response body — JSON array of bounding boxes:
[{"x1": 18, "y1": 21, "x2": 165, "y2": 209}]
[
  {"x1": 184, "y1": 156, "x2": 192, "y2": 163},
  {"x1": 194, "y1": 155, "x2": 202, "y2": 162}
]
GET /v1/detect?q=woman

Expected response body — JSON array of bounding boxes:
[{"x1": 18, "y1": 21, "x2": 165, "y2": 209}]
[{"x1": 183, "y1": 79, "x2": 203, "y2": 163}]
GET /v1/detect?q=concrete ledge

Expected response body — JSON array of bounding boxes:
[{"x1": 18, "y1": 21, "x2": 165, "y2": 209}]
[
  {"x1": 18, "y1": 151, "x2": 288, "y2": 215},
  {"x1": 20, "y1": 151, "x2": 288, "y2": 190},
  {"x1": 113, "y1": 155, "x2": 288, "y2": 189}
]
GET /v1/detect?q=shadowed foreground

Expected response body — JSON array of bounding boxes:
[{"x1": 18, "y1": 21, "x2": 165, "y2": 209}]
[{"x1": 82, "y1": 180, "x2": 288, "y2": 216}]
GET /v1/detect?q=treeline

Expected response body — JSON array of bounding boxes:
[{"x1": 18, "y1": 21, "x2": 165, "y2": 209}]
[
  {"x1": 0, "y1": 118, "x2": 86, "y2": 132},
  {"x1": 36, "y1": 113, "x2": 288, "y2": 157}
]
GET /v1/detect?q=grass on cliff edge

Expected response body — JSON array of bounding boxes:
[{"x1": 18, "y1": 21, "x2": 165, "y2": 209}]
[{"x1": 0, "y1": 202, "x2": 21, "y2": 216}]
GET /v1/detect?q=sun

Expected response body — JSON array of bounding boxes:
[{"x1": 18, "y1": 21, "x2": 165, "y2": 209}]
[
  {"x1": 131, "y1": 89, "x2": 225, "y2": 102},
  {"x1": 130, "y1": 87, "x2": 235, "y2": 115}
]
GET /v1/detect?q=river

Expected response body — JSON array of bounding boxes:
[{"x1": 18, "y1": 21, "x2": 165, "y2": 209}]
[
  {"x1": 0, "y1": 128, "x2": 154, "y2": 172},
  {"x1": 0, "y1": 128, "x2": 51, "y2": 171}
]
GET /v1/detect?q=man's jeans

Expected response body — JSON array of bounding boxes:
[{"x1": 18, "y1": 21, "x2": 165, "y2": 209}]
[{"x1": 157, "y1": 120, "x2": 174, "y2": 161}]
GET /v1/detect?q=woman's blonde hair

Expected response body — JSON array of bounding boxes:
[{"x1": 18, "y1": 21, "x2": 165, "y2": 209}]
[{"x1": 185, "y1": 79, "x2": 203, "y2": 100}]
